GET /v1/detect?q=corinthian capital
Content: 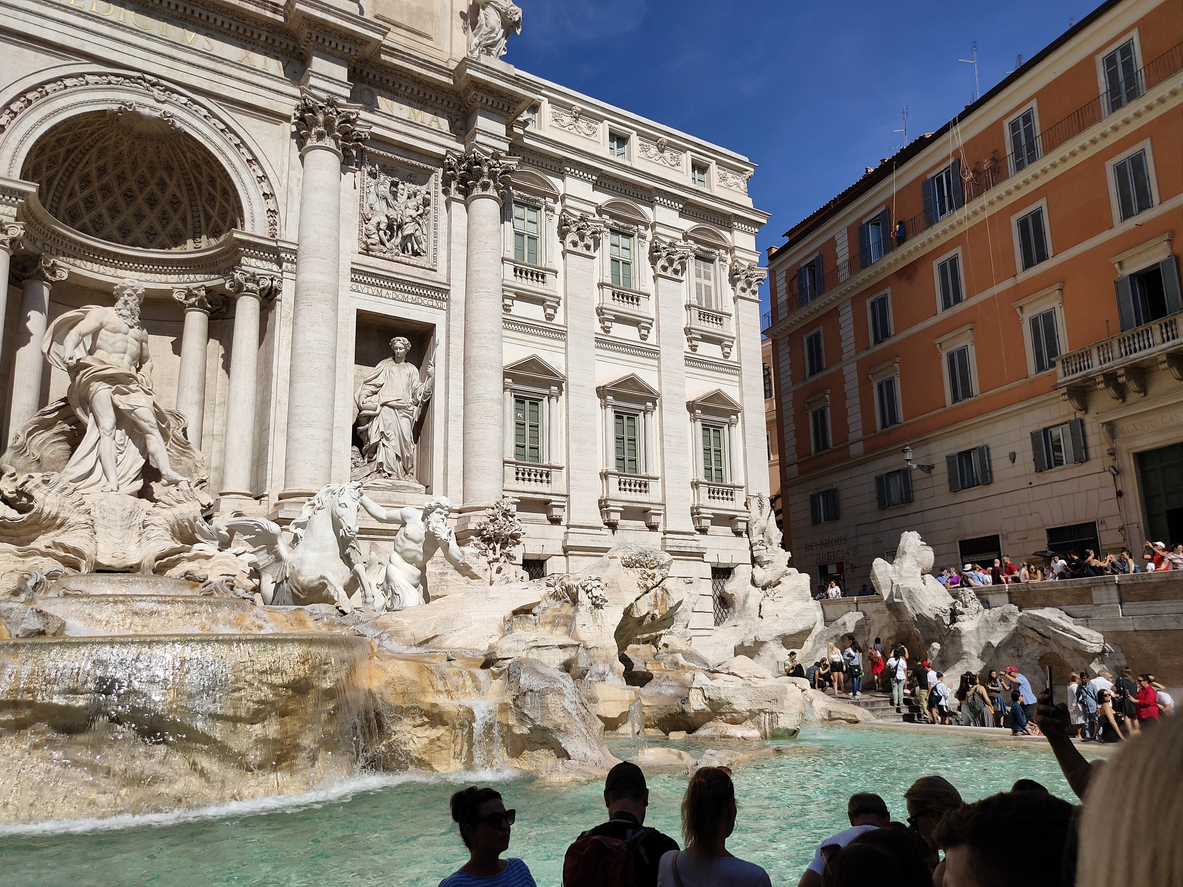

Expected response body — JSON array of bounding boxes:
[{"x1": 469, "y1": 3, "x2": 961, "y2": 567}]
[
  {"x1": 173, "y1": 284, "x2": 227, "y2": 314},
  {"x1": 441, "y1": 148, "x2": 516, "y2": 204},
  {"x1": 293, "y1": 92, "x2": 369, "y2": 165},
  {"x1": 226, "y1": 268, "x2": 276, "y2": 303},
  {"x1": 558, "y1": 210, "x2": 604, "y2": 255},
  {"x1": 0, "y1": 222, "x2": 23, "y2": 255},
  {"x1": 729, "y1": 260, "x2": 767, "y2": 299},
  {"x1": 13, "y1": 254, "x2": 68, "y2": 285},
  {"x1": 648, "y1": 237, "x2": 692, "y2": 280}
]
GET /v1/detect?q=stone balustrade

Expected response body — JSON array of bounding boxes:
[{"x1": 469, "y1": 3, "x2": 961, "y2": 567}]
[{"x1": 1056, "y1": 310, "x2": 1183, "y2": 385}]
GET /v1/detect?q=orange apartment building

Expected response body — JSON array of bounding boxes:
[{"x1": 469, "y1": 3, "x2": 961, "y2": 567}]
[{"x1": 766, "y1": 0, "x2": 1183, "y2": 590}]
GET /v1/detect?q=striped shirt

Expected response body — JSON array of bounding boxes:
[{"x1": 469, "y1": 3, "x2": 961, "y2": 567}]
[{"x1": 439, "y1": 858, "x2": 537, "y2": 887}]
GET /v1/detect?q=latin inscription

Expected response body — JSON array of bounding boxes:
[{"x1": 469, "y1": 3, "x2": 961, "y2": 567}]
[
  {"x1": 59, "y1": 0, "x2": 297, "y2": 78},
  {"x1": 1115, "y1": 407, "x2": 1183, "y2": 438},
  {"x1": 356, "y1": 86, "x2": 452, "y2": 133}
]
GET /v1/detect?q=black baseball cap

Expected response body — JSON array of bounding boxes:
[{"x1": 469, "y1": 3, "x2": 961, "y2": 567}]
[{"x1": 605, "y1": 761, "x2": 647, "y2": 792}]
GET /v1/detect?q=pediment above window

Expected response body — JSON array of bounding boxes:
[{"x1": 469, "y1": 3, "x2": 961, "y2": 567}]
[
  {"x1": 597, "y1": 372, "x2": 659, "y2": 405},
  {"x1": 504, "y1": 354, "x2": 565, "y2": 390}
]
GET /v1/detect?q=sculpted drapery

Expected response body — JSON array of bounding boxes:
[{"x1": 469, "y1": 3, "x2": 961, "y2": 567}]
[{"x1": 354, "y1": 337, "x2": 433, "y2": 481}]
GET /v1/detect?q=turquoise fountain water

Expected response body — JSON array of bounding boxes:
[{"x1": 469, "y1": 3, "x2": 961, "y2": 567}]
[{"x1": 0, "y1": 725, "x2": 1103, "y2": 887}]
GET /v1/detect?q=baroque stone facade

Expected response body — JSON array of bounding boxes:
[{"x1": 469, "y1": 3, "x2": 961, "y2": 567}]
[{"x1": 0, "y1": 0, "x2": 768, "y2": 629}]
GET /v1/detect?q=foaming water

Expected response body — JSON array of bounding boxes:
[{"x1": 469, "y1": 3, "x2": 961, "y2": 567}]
[{"x1": 0, "y1": 726, "x2": 1104, "y2": 887}]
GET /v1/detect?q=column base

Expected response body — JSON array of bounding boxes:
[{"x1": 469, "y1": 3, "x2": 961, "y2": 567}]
[{"x1": 215, "y1": 491, "x2": 261, "y2": 515}]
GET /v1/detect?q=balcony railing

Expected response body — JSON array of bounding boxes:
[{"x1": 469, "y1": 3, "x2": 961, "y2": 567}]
[
  {"x1": 505, "y1": 260, "x2": 553, "y2": 289},
  {"x1": 1056, "y1": 312, "x2": 1183, "y2": 385},
  {"x1": 504, "y1": 459, "x2": 566, "y2": 492},
  {"x1": 597, "y1": 282, "x2": 653, "y2": 338},
  {"x1": 599, "y1": 470, "x2": 663, "y2": 527},
  {"x1": 690, "y1": 479, "x2": 748, "y2": 533},
  {"x1": 685, "y1": 301, "x2": 736, "y2": 356},
  {"x1": 771, "y1": 40, "x2": 1183, "y2": 326}
]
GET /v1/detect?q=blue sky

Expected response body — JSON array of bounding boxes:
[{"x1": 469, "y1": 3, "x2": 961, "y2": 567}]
[{"x1": 506, "y1": 0, "x2": 1106, "y2": 307}]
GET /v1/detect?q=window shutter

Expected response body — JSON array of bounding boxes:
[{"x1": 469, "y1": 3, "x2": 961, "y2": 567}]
[
  {"x1": 902, "y1": 467, "x2": 914, "y2": 503},
  {"x1": 614, "y1": 414, "x2": 625, "y2": 472},
  {"x1": 528, "y1": 399, "x2": 541, "y2": 462},
  {"x1": 946, "y1": 454, "x2": 961, "y2": 492},
  {"x1": 1114, "y1": 275, "x2": 1136, "y2": 331},
  {"x1": 813, "y1": 256, "x2": 825, "y2": 296},
  {"x1": 974, "y1": 445, "x2": 993, "y2": 485},
  {"x1": 514, "y1": 399, "x2": 527, "y2": 461},
  {"x1": 1160, "y1": 256, "x2": 1183, "y2": 316},
  {"x1": 875, "y1": 474, "x2": 888, "y2": 510},
  {"x1": 950, "y1": 159, "x2": 964, "y2": 209},
  {"x1": 958, "y1": 349, "x2": 973, "y2": 399},
  {"x1": 1031, "y1": 429, "x2": 1049, "y2": 472},
  {"x1": 858, "y1": 221, "x2": 871, "y2": 269},
  {"x1": 1069, "y1": 418, "x2": 1087, "y2": 464},
  {"x1": 1131, "y1": 152, "x2": 1152, "y2": 215},
  {"x1": 828, "y1": 489, "x2": 839, "y2": 520},
  {"x1": 1114, "y1": 157, "x2": 1135, "y2": 220},
  {"x1": 922, "y1": 178, "x2": 936, "y2": 228},
  {"x1": 810, "y1": 493, "x2": 821, "y2": 525},
  {"x1": 877, "y1": 208, "x2": 892, "y2": 254},
  {"x1": 796, "y1": 266, "x2": 808, "y2": 302}
]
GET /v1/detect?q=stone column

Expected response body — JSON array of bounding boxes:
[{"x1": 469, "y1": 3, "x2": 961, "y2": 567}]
[
  {"x1": 558, "y1": 210, "x2": 605, "y2": 528},
  {"x1": 443, "y1": 148, "x2": 515, "y2": 508},
  {"x1": 221, "y1": 270, "x2": 273, "y2": 499},
  {"x1": 548, "y1": 385, "x2": 560, "y2": 464},
  {"x1": 283, "y1": 92, "x2": 368, "y2": 499},
  {"x1": 0, "y1": 223, "x2": 23, "y2": 375},
  {"x1": 9, "y1": 256, "x2": 67, "y2": 435},
  {"x1": 649, "y1": 237, "x2": 696, "y2": 537},
  {"x1": 172, "y1": 284, "x2": 225, "y2": 447},
  {"x1": 730, "y1": 260, "x2": 770, "y2": 497}
]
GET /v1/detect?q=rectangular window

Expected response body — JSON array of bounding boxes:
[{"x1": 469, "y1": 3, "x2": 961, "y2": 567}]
[
  {"x1": 522, "y1": 558, "x2": 547, "y2": 581},
  {"x1": 876, "y1": 376, "x2": 900, "y2": 429},
  {"x1": 1016, "y1": 207, "x2": 1049, "y2": 271},
  {"x1": 711, "y1": 568, "x2": 733, "y2": 625},
  {"x1": 875, "y1": 467, "x2": 914, "y2": 509},
  {"x1": 937, "y1": 255, "x2": 963, "y2": 310},
  {"x1": 859, "y1": 208, "x2": 891, "y2": 267},
  {"x1": 610, "y1": 231, "x2": 634, "y2": 289},
  {"x1": 797, "y1": 255, "x2": 824, "y2": 305},
  {"x1": 614, "y1": 411, "x2": 640, "y2": 474},
  {"x1": 1031, "y1": 418, "x2": 1086, "y2": 471},
  {"x1": 805, "y1": 331, "x2": 824, "y2": 376},
  {"x1": 608, "y1": 132, "x2": 628, "y2": 159},
  {"x1": 1113, "y1": 150, "x2": 1153, "y2": 221},
  {"x1": 763, "y1": 363, "x2": 773, "y2": 400},
  {"x1": 810, "y1": 405, "x2": 830, "y2": 454},
  {"x1": 1029, "y1": 307, "x2": 1060, "y2": 374},
  {"x1": 692, "y1": 163, "x2": 708, "y2": 187},
  {"x1": 1116, "y1": 257, "x2": 1183, "y2": 331},
  {"x1": 923, "y1": 163, "x2": 962, "y2": 225},
  {"x1": 1009, "y1": 109, "x2": 1039, "y2": 171},
  {"x1": 946, "y1": 445, "x2": 992, "y2": 492},
  {"x1": 693, "y1": 257, "x2": 715, "y2": 308},
  {"x1": 947, "y1": 345, "x2": 973, "y2": 403},
  {"x1": 513, "y1": 396, "x2": 542, "y2": 463},
  {"x1": 512, "y1": 203, "x2": 540, "y2": 266},
  {"x1": 1103, "y1": 39, "x2": 1140, "y2": 113},
  {"x1": 869, "y1": 293, "x2": 891, "y2": 344},
  {"x1": 810, "y1": 488, "x2": 839, "y2": 524},
  {"x1": 702, "y1": 424, "x2": 725, "y2": 483}
]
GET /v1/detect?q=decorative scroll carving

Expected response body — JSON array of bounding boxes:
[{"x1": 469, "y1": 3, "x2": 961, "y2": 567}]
[
  {"x1": 293, "y1": 93, "x2": 368, "y2": 165},
  {"x1": 442, "y1": 148, "x2": 515, "y2": 204},
  {"x1": 558, "y1": 210, "x2": 604, "y2": 254},
  {"x1": 172, "y1": 284, "x2": 226, "y2": 315},
  {"x1": 461, "y1": 0, "x2": 522, "y2": 61},
  {"x1": 729, "y1": 260, "x2": 767, "y2": 299},
  {"x1": 1, "y1": 222, "x2": 24, "y2": 255},
  {"x1": 12, "y1": 255, "x2": 69, "y2": 286},
  {"x1": 638, "y1": 137, "x2": 683, "y2": 168},
  {"x1": 648, "y1": 236, "x2": 691, "y2": 280},
  {"x1": 550, "y1": 104, "x2": 598, "y2": 139},
  {"x1": 361, "y1": 165, "x2": 432, "y2": 260},
  {"x1": 716, "y1": 167, "x2": 751, "y2": 194},
  {"x1": 226, "y1": 268, "x2": 276, "y2": 303}
]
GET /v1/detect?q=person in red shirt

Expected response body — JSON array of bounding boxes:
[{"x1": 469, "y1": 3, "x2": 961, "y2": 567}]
[
  {"x1": 1142, "y1": 541, "x2": 1169, "y2": 571},
  {"x1": 1135, "y1": 673, "x2": 1160, "y2": 727},
  {"x1": 1001, "y1": 555, "x2": 1020, "y2": 583}
]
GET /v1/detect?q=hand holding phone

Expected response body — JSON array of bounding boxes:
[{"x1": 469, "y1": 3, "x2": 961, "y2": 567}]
[{"x1": 1045, "y1": 665, "x2": 1055, "y2": 706}]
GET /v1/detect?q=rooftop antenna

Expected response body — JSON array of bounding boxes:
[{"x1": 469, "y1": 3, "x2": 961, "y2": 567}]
[
  {"x1": 892, "y1": 106, "x2": 908, "y2": 151},
  {"x1": 1007, "y1": 53, "x2": 1024, "y2": 75},
  {"x1": 958, "y1": 41, "x2": 980, "y2": 101}
]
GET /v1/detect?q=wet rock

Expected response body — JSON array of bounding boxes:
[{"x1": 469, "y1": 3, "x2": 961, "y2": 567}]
[{"x1": 634, "y1": 747, "x2": 696, "y2": 769}]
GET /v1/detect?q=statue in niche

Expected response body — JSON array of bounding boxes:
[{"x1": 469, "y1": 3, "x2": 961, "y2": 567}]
[
  {"x1": 359, "y1": 494, "x2": 477, "y2": 609},
  {"x1": 363, "y1": 169, "x2": 431, "y2": 259},
  {"x1": 462, "y1": 0, "x2": 522, "y2": 60},
  {"x1": 43, "y1": 280, "x2": 188, "y2": 494},
  {"x1": 354, "y1": 337, "x2": 434, "y2": 483}
]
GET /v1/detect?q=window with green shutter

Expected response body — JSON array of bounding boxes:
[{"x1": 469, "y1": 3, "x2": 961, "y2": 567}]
[
  {"x1": 702, "y1": 425, "x2": 725, "y2": 483},
  {"x1": 610, "y1": 231, "x2": 634, "y2": 289},
  {"x1": 512, "y1": 203, "x2": 540, "y2": 266},
  {"x1": 614, "y1": 411, "x2": 640, "y2": 474},
  {"x1": 513, "y1": 396, "x2": 542, "y2": 463}
]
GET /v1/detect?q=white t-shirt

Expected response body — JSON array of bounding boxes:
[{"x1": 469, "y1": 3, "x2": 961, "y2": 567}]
[
  {"x1": 932, "y1": 681, "x2": 950, "y2": 705},
  {"x1": 1158, "y1": 690, "x2": 1174, "y2": 709},
  {"x1": 805, "y1": 824, "x2": 880, "y2": 874},
  {"x1": 1089, "y1": 676, "x2": 1114, "y2": 696},
  {"x1": 657, "y1": 850, "x2": 771, "y2": 887}
]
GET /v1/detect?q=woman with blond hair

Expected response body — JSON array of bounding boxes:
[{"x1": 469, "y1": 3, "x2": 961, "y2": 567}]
[
  {"x1": 1077, "y1": 713, "x2": 1183, "y2": 886},
  {"x1": 657, "y1": 767, "x2": 770, "y2": 887}
]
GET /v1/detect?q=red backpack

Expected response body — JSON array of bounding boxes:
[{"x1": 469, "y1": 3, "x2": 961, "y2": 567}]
[{"x1": 563, "y1": 827, "x2": 654, "y2": 887}]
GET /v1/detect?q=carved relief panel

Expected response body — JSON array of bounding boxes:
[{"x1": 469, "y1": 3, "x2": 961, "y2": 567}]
[{"x1": 358, "y1": 159, "x2": 436, "y2": 269}]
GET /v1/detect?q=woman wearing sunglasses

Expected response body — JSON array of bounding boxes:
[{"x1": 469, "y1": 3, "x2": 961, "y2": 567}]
[{"x1": 440, "y1": 786, "x2": 536, "y2": 886}]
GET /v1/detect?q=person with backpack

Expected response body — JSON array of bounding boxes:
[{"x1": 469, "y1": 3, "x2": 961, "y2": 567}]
[
  {"x1": 563, "y1": 762, "x2": 679, "y2": 887},
  {"x1": 1076, "y1": 672, "x2": 1099, "y2": 740}
]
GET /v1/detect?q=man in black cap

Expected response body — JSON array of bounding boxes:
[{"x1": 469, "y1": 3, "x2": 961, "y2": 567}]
[{"x1": 562, "y1": 761, "x2": 679, "y2": 887}]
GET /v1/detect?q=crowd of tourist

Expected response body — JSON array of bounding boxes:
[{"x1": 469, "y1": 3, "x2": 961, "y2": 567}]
[
  {"x1": 438, "y1": 701, "x2": 1182, "y2": 887},
  {"x1": 937, "y1": 539, "x2": 1183, "y2": 586}
]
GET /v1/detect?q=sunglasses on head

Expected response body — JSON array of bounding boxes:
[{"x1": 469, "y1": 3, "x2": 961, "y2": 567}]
[{"x1": 472, "y1": 809, "x2": 516, "y2": 828}]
